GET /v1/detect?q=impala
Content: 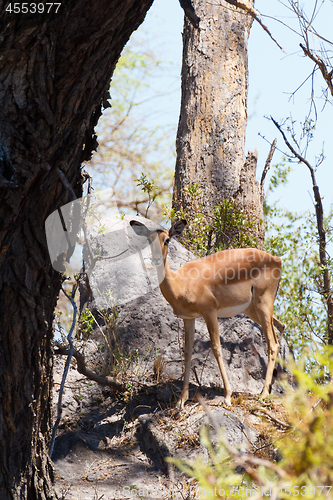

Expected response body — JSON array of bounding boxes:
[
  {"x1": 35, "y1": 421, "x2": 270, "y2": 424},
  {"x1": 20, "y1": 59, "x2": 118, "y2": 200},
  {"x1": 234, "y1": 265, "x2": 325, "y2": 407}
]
[{"x1": 130, "y1": 219, "x2": 284, "y2": 408}]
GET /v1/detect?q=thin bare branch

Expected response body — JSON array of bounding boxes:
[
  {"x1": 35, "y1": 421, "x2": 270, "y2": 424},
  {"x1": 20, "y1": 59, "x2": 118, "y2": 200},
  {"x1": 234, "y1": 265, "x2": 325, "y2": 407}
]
[
  {"x1": 287, "y1": 67, "x2": 317, "y2": 104},
  {"x1": 261, "y1": 138, "x2": 277, "y2": 188},
  {"x1": 300, "y1": 43, "x2": 333, "y2": 97},
  {"x1": 271, "y1": 117, "x2": 315, "y2": 181}
]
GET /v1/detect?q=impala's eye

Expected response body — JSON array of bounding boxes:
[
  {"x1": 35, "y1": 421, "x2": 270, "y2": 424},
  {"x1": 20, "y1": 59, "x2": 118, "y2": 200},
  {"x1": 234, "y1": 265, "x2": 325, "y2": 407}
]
[{"x1": 164, "y1": 238, "x2": 170, "y2": 245}]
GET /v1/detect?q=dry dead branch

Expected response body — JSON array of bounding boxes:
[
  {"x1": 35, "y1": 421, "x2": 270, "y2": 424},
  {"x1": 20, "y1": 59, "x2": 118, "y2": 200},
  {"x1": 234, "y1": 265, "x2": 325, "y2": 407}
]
[
  {"x1": 54, "y1": 343, "x2": 125, "y2": 392},
  {"x1": 251, "y1": 405, "x2": 290, "y2": 429},
  {"x1": 272, "y1": 117, "x2": 333, "y2": 344},
  {"x1": 261, "y1": 138, "x2": 277, "y2": 188}
]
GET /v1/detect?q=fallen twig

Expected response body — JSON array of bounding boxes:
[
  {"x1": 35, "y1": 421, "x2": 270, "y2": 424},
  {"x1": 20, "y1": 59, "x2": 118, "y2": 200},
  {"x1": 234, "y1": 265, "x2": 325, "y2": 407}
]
[
  {"x1": 54, "y1": 344, "x2": 125, "y2": 392},
  {"x1": 251, "y1": 405, "x2": 290, "y2": 429}
]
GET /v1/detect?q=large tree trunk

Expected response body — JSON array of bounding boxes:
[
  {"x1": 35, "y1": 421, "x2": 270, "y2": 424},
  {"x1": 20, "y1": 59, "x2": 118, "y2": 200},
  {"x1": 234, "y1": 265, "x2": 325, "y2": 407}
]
[
  {"x1": 174, "y1": 0, "x2": 264, "y2": 248},
  {"x1": 0, "y1": 1, "x2": 153, "y2": 498}
]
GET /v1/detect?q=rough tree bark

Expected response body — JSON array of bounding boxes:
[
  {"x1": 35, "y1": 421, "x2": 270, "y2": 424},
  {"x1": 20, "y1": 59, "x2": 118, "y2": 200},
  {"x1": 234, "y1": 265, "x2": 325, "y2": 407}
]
[
  {"x1": 174, "y1": 0, "x2": 265, "y2": 247},
  {"x1": 0, "y1": 1, "x2": 153, "y2": 498}
]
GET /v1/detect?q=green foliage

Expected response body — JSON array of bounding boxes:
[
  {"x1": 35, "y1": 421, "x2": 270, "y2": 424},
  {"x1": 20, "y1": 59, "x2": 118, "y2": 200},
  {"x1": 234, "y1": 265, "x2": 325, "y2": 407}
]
[
  {"x1": 169, "y1": 347, "x2": 333, "y2": 499},
  {"x1": 79, "y1": 293, "x2": 141, "y2": 379},
  {"x1": 166, "y1": 183, "x2": 259, "y2": 257},
  {"x1": 79, "y1": 308, "x2": 94, "y2": 339},
  {"x1": 135, "y1": 173, "x2": 159, "y2": 217},
  {"x1": 263, "y1": 161, "x2": 292, "y2": 216},
  {"x1": 278, "y1": 348, "x2": 333, "y2": 487},
  {"x1": 263, "y1": 164, "x2": 333, "y2": 355},
  {"x1": 169, "y1": 424, "x2": 258, "y2": 499}
]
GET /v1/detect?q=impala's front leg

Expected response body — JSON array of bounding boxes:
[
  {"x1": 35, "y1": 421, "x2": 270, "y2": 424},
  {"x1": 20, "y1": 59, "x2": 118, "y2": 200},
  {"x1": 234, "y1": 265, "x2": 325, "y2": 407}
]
[
  {"x1": 177, "y1": 318, "x2": 195, "y2": 409},
  {"x1": 204, "y1": 312, "x2": 232, "y2": 406}
]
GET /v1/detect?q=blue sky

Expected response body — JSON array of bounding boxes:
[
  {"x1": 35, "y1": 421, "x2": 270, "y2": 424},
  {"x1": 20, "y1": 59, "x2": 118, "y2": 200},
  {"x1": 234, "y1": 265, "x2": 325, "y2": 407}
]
[{"x1": 129, "y1": 0, "x2": 333, "y2": 217}]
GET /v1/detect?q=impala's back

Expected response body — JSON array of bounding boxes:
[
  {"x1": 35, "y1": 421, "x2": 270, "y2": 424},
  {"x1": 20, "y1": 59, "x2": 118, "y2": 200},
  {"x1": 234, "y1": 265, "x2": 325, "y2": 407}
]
[{"x1": 168, "y1": 248, "x2": 282, "y2": 318}]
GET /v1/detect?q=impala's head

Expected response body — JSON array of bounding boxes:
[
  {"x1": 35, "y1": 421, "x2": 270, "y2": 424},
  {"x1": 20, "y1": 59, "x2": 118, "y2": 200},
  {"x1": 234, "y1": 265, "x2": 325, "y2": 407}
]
[{"x1": 130, "y1": 219, "x2": 187, "y2": 266}]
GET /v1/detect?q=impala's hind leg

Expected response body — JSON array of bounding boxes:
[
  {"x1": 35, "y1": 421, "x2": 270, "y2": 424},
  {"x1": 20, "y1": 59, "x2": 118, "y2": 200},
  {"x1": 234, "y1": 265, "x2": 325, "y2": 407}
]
[
  {"x1": 178, "y1": 318, "x2": 195, "y2": 409},
  {"x1": 260, "y1": 315, "x2": 279, "y2": 397},
  {"x1": 246, "y1": 297, "x2": 280, "y2": 397}
]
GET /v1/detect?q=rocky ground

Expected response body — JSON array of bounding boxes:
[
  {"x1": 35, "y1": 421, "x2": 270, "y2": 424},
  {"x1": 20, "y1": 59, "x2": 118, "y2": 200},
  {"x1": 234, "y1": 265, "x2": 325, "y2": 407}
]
[{"x1": 52, "y1": 341, "x2": 289, "y2": 500}]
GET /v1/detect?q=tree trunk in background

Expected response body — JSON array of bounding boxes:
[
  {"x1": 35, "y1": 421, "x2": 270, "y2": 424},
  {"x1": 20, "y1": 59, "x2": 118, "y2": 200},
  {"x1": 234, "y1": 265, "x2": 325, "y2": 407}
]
[
  {"x1": 174, "y1": 0, "x2": 264, "y2": 248},
  {"x1": 0, "y1": 1, "x2": 152, "y2": 498}
]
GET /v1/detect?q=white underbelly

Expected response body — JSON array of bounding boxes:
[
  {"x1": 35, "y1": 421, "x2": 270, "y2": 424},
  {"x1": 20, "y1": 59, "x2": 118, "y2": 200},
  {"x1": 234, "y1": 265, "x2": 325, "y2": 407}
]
[
  {"x1": 173, "y1": 296, "x2": 252, "y2": 320},
  {"x1": 217, "y1": 297, "x2": 252, "y2": 318},
  {"x1": 174, "y1": 311, "x2": 202, "y2": 320}
]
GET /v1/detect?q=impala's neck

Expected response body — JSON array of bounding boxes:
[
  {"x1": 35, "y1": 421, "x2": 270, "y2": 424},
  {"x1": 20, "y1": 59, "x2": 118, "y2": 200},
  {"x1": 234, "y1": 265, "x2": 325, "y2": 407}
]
[{"x1": 156, "y1": 253, "x2": 178, "y2": 303}]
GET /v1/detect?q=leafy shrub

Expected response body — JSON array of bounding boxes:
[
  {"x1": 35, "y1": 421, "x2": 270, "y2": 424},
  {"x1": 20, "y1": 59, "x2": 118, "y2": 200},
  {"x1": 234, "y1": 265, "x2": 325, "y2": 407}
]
[
  {"x1": 169, "y1": 347, "x2": 333, "y2": 499},
  {"x1": 167, "y1": 183, "x2": 259, "y2": 257}
]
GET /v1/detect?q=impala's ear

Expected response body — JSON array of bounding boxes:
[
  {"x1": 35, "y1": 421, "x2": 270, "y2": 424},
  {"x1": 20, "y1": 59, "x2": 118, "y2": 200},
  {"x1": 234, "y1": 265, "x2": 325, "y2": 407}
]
[
  {"x1": 169, "y1": 219, "x2": 187, "y2": 239},
  {"x1": 129, "y1": 220, "x2": 152, "y2": 238}
]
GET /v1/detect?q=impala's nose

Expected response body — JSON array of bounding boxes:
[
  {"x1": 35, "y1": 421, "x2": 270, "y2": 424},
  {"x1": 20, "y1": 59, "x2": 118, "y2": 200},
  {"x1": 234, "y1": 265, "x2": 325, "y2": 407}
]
[{"x1": 152, "y1": 256, "x2": 163, "y2": 266}]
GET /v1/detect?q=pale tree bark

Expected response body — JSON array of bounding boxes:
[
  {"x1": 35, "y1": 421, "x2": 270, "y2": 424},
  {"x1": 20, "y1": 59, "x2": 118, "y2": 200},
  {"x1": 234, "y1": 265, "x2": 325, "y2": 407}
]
[
  {"x1": 174, "y1": 0, "x2": 265, "y2": 247},
  {"x1": 0, "y1": 1, "x2": 153, "y2": 499}
]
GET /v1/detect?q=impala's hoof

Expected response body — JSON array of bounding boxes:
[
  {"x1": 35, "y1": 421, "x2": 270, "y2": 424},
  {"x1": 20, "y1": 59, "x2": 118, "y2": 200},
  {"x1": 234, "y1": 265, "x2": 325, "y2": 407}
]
[
  {"x1": 224, "y1": 396, "x2": 232, "y2": 407},
  {"x1": 176, "y1": 399, "x2": 185, "y2": 410},
  {"x1": 260, "y1": 389, "x2": 270, "y2": 399}
]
